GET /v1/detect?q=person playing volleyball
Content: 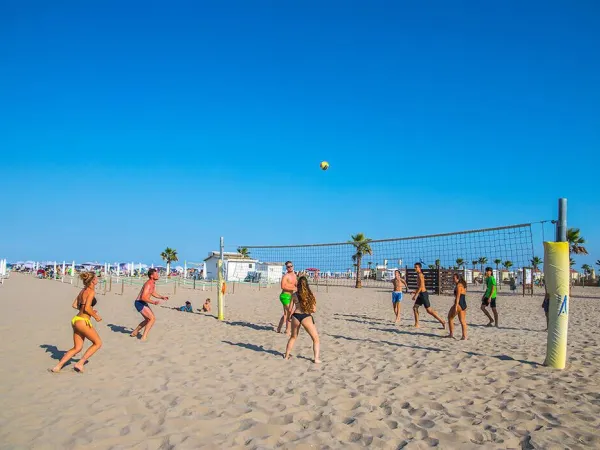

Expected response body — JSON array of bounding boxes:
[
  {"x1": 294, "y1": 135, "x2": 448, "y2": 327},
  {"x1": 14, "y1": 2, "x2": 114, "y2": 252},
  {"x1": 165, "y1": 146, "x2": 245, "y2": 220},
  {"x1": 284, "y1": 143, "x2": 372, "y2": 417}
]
[
  {"x1": 447, "y1": 273, "x2": 468, "y2": 340},
  {"x1": 284, "y1": 276, "x2": 320, "y2": 363}
]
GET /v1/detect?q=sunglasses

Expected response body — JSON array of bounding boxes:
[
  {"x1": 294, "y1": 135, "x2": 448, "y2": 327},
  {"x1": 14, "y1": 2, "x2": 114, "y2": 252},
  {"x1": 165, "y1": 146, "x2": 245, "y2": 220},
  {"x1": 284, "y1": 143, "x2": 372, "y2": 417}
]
[{"x1": 286, "y1": 265, "x2": 293, "y2": 269}]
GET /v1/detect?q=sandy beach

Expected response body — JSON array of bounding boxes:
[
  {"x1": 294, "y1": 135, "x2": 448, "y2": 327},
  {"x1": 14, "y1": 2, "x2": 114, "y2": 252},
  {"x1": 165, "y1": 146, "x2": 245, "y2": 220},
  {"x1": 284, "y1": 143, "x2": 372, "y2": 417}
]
[{"x1": 1, "y1": 273, "x2": 599, "y2": 449}]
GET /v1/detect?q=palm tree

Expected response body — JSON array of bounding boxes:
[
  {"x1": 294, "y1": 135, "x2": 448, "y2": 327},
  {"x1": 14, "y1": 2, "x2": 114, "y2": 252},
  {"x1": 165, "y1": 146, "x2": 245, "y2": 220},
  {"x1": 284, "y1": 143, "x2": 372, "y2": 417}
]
[
  {"x1": 582, "y1": 264, "x2": 592, "y2": 276},
  {"x1": 471, "y1": 260, "x2": 478, "y2": 270},
  {"x1": 349, "y1": 233, "x2": 373, "y2": 288},
  {"x1": 435, "y1": 259, "x2": 441, "y2": 268},
  {"x1": 455, "y1": 258, "x2": 465, "y2": 269},
  {"x1": 596, "y1": 260, "x2": 600, "y2": 269},
  {"x1": 530, "y1": 256, "x2": 542, "y2": 271},
  {"x1": 569, "y1": 257, "x2": 575, "y2": 267},
  {"x1": 567, "y1": 228, "x2": 588, "y2": 255},
  {"x1": 478, "y1": 257, "x2": 488, "y2": 275},
  {"x1": 494, "y1": 258, "x2": 502, "y2": 272},
  {"x1": 503, "y1": 260, "x2": 513, "y2": 271},
  {"x1": 160, "y1": 247, "x2": 179, "y2": 277},
  {"x1": 237, "y1": 247, "x2": 250, "y2": 258}
]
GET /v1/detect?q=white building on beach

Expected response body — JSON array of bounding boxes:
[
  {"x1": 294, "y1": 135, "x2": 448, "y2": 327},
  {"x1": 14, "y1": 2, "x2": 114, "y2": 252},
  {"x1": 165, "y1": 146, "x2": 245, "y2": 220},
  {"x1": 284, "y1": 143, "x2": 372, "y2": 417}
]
[{"x1": 203, "y1": 252, "x2": 258, "y2": 282}]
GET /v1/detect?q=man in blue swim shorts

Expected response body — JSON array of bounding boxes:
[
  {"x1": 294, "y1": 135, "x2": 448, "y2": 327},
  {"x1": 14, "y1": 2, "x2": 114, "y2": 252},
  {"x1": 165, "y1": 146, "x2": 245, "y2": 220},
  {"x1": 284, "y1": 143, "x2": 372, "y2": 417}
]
[
  {"x1": 130, "y1": 268, "x2": 169, "y2": 341},
  {"x1": 391, "y1": 270, "x2": 407, "y2": 323}
]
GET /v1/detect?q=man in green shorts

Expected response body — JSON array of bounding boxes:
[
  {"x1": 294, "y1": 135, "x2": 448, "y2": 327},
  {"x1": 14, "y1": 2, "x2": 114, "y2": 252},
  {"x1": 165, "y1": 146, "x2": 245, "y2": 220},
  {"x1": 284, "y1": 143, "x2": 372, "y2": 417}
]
[
  {"x1": 481, "y1": 267, "x2": 498, "y2": 327},
  {"x1": 276, "y1": 261, "x2": 297, "y2": 335}
]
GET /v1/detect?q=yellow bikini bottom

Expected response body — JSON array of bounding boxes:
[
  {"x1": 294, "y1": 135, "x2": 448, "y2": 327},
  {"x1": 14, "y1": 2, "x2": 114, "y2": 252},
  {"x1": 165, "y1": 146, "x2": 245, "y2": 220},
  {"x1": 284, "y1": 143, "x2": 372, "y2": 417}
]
[{"x1": 71, "y1": 316, "x2": 93, "y2": 328}]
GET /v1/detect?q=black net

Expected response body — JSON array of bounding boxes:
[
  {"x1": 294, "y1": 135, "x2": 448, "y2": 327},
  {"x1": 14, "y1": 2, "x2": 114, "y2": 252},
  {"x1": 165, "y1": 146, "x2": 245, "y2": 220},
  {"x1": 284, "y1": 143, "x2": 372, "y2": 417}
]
[{"x1": 235, "y1": 224, "x2": 534, "y2": 289}]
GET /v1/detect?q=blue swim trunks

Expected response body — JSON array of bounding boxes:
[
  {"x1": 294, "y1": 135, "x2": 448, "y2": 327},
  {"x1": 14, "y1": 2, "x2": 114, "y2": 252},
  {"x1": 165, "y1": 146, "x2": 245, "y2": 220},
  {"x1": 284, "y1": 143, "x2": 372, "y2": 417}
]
[
  {"x1": 392, "y1": 292, "x2": 403, "y2": 303},
  {"x1": 134, "y1": 300, "x2": 149, "y2": 312}
]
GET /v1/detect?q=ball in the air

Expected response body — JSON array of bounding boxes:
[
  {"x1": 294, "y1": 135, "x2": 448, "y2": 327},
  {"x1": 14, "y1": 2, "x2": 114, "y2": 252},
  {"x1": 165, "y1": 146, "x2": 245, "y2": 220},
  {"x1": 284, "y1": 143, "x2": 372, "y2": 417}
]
[{"x1": 320, "y1": 161, "x2": 329, "y2": 170}]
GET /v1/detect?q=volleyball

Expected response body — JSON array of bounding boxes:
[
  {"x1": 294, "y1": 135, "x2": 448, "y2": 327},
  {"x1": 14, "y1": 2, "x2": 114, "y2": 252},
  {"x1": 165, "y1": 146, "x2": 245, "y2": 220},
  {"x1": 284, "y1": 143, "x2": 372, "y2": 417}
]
[{"x1": 320, "y1": 161, "x2": 329, "y2": 170}]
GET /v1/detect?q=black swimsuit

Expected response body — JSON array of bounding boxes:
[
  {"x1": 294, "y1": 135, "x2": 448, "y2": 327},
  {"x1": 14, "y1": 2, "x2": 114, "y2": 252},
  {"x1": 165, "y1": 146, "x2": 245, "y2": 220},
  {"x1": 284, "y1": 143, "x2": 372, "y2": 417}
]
[
  {"x1": 292, "y1": 312, "x2": 314, "y2": 324},
  {"x1": 78, "y1": 297, "x2": 97, "y2": 309},
  {"x1": 454, "y1": 287, "x2": 467, "y2": 310}
]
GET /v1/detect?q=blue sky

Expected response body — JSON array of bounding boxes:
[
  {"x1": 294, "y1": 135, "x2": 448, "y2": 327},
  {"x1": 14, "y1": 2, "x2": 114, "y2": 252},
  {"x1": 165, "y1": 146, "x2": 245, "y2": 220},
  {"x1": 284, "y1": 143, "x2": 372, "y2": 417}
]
[{"x1": 1, "y1": 1, "x2": 599, "y2": 269}]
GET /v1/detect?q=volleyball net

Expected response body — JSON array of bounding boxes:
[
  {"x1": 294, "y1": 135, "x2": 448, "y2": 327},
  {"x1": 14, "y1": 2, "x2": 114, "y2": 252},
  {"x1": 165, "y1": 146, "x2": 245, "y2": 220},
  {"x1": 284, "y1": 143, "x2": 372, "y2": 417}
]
[{"x1": 237, "y1": 223, "x2": 535, "y2": 289}]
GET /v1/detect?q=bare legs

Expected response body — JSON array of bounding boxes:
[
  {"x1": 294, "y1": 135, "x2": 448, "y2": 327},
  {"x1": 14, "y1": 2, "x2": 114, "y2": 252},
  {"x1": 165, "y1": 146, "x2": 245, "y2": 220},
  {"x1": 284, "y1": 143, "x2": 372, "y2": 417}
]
[
  {"x1": 284, "y1": 316, "x2": 321, "y2": 363},
  {"x1": 481, "y1": 304, "x2": 494, "y2": 326},
  {"x1": 276, "y1": 302, "x2": 294, "y2": 335},
  {"x1": 492, "y1": 307, "x2": 499, "y2": 327},
  {"x1": 393, "y1": 302, "x2": 401, "y2": 323},
  {"x1": 130, "y1": 307, "x2": 155, "y2": 341},
  {"x1": 50, "y1": 322, "x2": 102, "y2": 373},
  {"x1": 448, "y1": 306, "x2": 468, "y2": 340},
  {"x1": 413, "y1": 305, "x2": 445, "y2": 329}
]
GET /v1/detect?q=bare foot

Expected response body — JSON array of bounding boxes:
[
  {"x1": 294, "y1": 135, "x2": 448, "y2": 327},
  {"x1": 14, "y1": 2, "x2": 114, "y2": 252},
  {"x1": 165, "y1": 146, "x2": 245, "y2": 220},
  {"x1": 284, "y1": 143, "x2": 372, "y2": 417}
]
[
  {"x1": 461, "y1": 336, "x2": 468, "y2": 340},
  {"x1": 440, "y1": 320, "x2": 446, "y2": 330},
  {"x1": 48, "y1": 367, "x2": 61, "y2": 374},
  {"x1": 140, "y1": 336, "x2": 148, "y2": 342},
  {"x1": 414, "y1": 324, "x2": 420, "y2": 328},
  {"x1": 314, "y1": 359, "x2": 321, "y2": 364},
  {"x1": 130, "y1": 331, "x2": 138, "y2": 337},
  {"x1": 486, "y1": 322, "x2": 494, "y2": 327},
  {"x1": 445, "y1": 334, "x2": 454, "y2": 339},
  {"x1": 73, "y1": 364, "x2": 85, "y2": 373},
  {"x1": 284, "y1": 354, "x2": 292, "y2": 360}
]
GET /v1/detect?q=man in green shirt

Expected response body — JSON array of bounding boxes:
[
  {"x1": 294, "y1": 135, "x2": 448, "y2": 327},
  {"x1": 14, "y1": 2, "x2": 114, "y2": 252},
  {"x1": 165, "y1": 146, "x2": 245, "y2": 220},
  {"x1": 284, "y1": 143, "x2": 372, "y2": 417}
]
[{"x1": 481, "y1": 267, "x2": 498, "y2": 327}]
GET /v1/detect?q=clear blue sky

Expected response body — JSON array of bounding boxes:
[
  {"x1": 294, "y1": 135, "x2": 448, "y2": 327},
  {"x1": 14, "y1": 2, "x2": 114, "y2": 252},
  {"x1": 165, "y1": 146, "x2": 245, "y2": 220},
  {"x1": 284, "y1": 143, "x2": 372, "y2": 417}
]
[{"x1": 1, "y1": 1, "x2": 599, "y2": 268}]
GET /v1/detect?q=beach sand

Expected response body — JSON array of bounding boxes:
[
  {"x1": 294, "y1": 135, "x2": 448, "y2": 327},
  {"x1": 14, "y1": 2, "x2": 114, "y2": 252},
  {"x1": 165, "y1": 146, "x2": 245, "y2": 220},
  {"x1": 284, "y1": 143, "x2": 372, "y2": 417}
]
[{"x1": 1, "y1": 273, "x2": 599, "y2": 449}]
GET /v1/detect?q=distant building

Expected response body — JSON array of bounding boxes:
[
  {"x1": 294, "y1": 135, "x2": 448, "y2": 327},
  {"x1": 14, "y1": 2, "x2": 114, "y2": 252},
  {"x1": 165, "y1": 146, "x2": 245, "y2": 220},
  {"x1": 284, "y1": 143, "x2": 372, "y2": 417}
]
[
  {"x1": 203, "y1": 252, "x2": 258, "y2": 281},
  {"x1": 256, "y1": 262, "x2": 284, "y2": 284}
]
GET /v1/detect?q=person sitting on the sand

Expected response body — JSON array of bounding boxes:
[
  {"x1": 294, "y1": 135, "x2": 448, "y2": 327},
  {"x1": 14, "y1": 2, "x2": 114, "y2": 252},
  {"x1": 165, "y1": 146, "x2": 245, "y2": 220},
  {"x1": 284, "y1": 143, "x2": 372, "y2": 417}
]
[
  {"x1": 179, "y1": 301, "x2": 193, "y2": 313},
  {"x1": 201, "y1": 298, "x2": 211, "y2": 312}
]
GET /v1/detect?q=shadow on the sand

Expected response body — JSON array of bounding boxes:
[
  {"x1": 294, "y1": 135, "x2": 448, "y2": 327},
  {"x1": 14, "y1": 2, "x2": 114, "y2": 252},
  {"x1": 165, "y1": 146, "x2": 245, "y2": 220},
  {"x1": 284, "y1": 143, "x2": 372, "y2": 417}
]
[
  {"x1": 222, "y1": 341, "x2": 283, "y2": 357},
  {"x1": 224, "y1": 321, "x2": 274, "y2": 332},
  {"x1": 467, "y1": 323, "x2": 543, "y2": 332},
  {"x1": 334, "y1": 317, "x2": 386, "y2": 327},
  {"x1": 40, "y1": 344, "x2": 67, "y2": 361},
  {"x1": 328, "y1": 334, "x2": 540, "y2": 366},
  {"x1": 464, "y1": 351, "x2": 540, "y2": 367},
  {"x1": 334, "y1": 313, "x2": 387, "y2": 323},
  {"x1": 106, "y1": 323, "x2": 133, "y2": 334},
  {"x1": 327, "y1": 334, "x2": 443, "y2": 353},
  {"x1": 370, "y1": 327, "x2": 442, "y2": 339}
]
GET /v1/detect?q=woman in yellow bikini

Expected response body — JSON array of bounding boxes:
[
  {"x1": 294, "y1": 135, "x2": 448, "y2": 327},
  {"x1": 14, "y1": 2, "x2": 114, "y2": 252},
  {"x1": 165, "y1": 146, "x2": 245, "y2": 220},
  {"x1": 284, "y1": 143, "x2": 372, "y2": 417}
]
[{"x1": 49, "y1": 272, "x2": 103, "y2": 373}]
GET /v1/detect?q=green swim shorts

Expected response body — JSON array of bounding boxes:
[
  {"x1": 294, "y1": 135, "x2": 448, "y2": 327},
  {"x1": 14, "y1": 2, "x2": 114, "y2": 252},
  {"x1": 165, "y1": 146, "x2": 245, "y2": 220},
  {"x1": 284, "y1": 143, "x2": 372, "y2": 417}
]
[{"x1": 279, "y1": 292, "x2": 292, "y2": 306}]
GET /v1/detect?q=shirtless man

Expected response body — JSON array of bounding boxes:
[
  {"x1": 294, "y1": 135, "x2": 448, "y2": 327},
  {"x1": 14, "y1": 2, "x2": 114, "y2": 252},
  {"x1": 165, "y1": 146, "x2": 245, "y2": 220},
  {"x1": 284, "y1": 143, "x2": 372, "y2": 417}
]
[
  {"x1": 391, "y1": 270, "x2": 407, "y2": 323},
  {"x1": 412, "y1": 262, "x2": 445, "y2": 329},
  {"x1": 130, "y1": 268, "x2": 169, "y2": 341},
  {"x1": 276, "y1": 261, "x2": 297, "y2": 335}
]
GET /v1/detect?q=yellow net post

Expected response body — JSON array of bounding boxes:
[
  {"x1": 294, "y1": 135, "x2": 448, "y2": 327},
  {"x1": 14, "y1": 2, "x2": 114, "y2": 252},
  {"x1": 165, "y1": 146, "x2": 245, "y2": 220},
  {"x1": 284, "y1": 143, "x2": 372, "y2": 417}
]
[
  {"x1": 543, "y1": 241, "x2": 569, "y2": 369},
  {"x1": 217, "y1": 260, "x2": 224, "y2": 320},
  {"x1": 217, "y1": 236, "x2": 225, "y2": 321},
  {"x1": 544, "y1": 199, "x2": 569, "y2": 369}
]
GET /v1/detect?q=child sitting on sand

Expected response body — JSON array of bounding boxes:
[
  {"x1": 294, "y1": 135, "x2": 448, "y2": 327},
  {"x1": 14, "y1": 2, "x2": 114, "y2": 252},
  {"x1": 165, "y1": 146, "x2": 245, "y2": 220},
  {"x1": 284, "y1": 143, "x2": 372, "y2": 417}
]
[
  {"x1": 179, "y1": 301, "x2": 193, "y2": 313},
  {"x1": 201, "y1": 298, "x2": 211, "y2": 312}
]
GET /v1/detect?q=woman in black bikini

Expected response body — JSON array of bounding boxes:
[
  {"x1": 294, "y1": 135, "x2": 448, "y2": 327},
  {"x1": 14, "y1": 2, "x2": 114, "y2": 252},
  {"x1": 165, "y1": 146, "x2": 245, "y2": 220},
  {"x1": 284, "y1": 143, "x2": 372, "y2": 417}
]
[
  {"x1": 284, "y1": 276, "x2": 320, "y2": 363},
  {"x1": 49, "y1": 271, "x2": 103, "y2": 373},
  {"x1": 448, "y1": 273, "x2": 468, "y2": 340}
]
